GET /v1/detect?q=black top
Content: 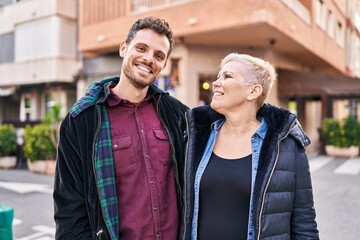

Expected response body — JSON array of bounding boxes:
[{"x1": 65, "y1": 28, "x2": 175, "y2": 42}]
[{"x1": 198, "y1": 152, "x2": 252, "y2": 240}]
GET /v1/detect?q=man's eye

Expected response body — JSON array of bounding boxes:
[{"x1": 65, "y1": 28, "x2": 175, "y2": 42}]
[
  {"x1": 137, "y1": 46, "x2": 145, "y2": 52},
  {"x1": 155, "y1": 54, "x2": 165, "y2": 61}
]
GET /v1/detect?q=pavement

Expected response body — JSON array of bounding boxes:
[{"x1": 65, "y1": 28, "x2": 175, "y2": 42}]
[{"x1": 1, "y1": 154, "x2": 360, "y2": 239}]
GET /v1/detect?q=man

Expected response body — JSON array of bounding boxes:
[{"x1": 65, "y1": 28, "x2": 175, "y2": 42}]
[{"x1": 53, "y1": 17, "x2": 189, "y2": 240}]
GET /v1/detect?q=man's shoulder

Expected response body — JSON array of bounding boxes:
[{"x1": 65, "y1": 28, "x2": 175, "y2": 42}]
[
  {"x1": 160, "y1": 93, "x2": 188, "y2": 110},
  {"x1": 70, "y1": 77, "x2": 119, "y2": 117}
]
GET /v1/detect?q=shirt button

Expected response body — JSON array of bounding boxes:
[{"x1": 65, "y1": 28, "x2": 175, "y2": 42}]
[
  {"x1": 113, "y1": 144, "x2": 118, "y2": 148},
  {"x1": 145, "y1": 154, "x2": 149, "y2": 158},
  {"x1": 153, "y1": 207, "x2": 157, "y2": 211},
  {"x1": 149, "y1": 180, "x2": 154, "y2": 185},
  {"x1": 141, "y1": 129, "x2": 144, "y2": 134},
  {"x1": 157, "y1": 233, "x2": 161, "y2": 238}
]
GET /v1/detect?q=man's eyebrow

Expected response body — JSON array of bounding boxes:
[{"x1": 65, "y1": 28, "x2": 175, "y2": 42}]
[{"x1": 134, "y1": 42, "x2": 147, "y2": 47}]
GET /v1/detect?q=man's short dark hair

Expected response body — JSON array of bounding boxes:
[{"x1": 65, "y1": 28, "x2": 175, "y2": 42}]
[{"x1": 126, "y1": 16, "x2": 174, "y2": 57}]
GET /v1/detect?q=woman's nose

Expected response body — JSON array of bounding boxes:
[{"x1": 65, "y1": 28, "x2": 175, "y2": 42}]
[{"x1": 212, "y1": 79, "x2": 222, "y2": 87}]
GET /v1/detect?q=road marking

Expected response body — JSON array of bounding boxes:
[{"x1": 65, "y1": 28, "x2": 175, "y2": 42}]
[
  {"x1": 334, "y1": 158, "x2": 360, "y2": 175},
  {"x1": 309, "y1": 156, "x2": 333, "y2": 172},
  {"x1": 32, "y1": 225, "x2": 55, "y2": 235},
  {"x1": 34, "y1": 237, "x2": 54, "y2": 240},
  {"x1": 13, "y1": 218, "x2": 23, "y2": 226},
  {"x1": 0, "y1": 181, "x2": 53, "y2": 194},
  {"x1": 32, "y1": 237, "x2": 54, "y2": 240},
  {"x1": 17, "y1": 232, "x2": 45, "y2": 240},
  {"x1": 16, "y1": 225, "x2": 55, "y2": 240}
]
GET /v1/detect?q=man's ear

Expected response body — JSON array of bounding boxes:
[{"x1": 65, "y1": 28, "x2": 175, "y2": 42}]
[
  {"x1": 247, "y1": 84, "x2": 263, "y2": 101},
  {"x1": 119, "y1": 41, "x2": 126, "y2": 58}
]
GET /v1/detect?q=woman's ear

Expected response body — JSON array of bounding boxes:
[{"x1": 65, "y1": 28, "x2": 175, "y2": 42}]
[{"x1": 247, "y1": 84, "x2": 263, "y2": 101}]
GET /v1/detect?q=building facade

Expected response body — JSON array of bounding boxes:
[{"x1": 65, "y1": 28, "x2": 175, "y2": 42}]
[
  {"x1": 77, "y1": 0, "x2": 360, "y2": 154},
  {"x1": 1, "y1": 0, "x2": 359, "y2": 154},
  {"x1": 0, "y1": 0, "x2": 80, "y2": 124}
]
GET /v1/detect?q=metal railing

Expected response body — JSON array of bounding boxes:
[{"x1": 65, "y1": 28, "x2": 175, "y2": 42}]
[{"x1": 131, "y1": 0, "x2": 191, "y2": 12}]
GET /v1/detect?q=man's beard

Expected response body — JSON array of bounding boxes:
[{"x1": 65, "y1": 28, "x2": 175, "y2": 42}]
[{"x1": 123, "y1": 63, "x2": 157, "y2": 90}]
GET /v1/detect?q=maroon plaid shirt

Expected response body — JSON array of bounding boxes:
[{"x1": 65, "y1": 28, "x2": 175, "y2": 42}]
[{"x1": 107, "y1": 89, "x2": 179, "y2": 240}]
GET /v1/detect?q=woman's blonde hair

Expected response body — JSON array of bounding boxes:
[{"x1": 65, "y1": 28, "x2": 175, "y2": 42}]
[{"x1": 221, "y1": 53, "x2": 277, "y2": 107}]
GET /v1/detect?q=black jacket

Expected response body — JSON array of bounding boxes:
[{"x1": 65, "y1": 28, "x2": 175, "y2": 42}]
[
  {"x1": 54, "y1": 77, "x2": 188, "y2": 239},
  {"x1": 181, "y1": 104, "x2": 319, "y2": 240}
]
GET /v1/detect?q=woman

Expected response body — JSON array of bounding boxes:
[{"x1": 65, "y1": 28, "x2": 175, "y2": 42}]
[{"x1": 182, "y1": 53, "x2": 319, "y2": 240}]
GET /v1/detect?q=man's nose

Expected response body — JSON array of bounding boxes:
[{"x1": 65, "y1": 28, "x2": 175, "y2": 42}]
[{"x1": 142, "y1": 52, "x2": 154, "y2": 65}]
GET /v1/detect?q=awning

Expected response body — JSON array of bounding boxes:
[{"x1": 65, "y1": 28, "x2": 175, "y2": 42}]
[
  {"x1": 0, "y1": 87, "x2": 16, "y2": 97},
  {"x1": 278, "y1": 69, "x2": 360, "y2": 98}
]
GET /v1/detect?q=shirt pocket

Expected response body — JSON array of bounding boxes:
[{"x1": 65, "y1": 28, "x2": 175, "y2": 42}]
[
  {"x1": 112, "y1": 135, "x2": 137, "y2": 176},
  {"x1": 153, "y1": 129, "x2": 171, "y2": 166}
]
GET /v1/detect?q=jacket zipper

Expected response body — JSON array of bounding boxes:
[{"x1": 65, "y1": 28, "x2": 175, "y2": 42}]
[
  {"x1": 182, "y1": 112, "x2": 190, "y2": 240},
  {"x1": 92, "y1": 104, "x2": 114, "y2": 240},
  {"x1": 96, "y1": 229, "x2": 103, "y2": 240},
  {"x1": 256, "y1": 121, "x2": 296, "y2": 240}
]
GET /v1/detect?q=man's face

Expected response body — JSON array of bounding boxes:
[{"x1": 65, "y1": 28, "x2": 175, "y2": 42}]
[{"x1": 119, "y1": 29, "x2": 170, "y2": 89}]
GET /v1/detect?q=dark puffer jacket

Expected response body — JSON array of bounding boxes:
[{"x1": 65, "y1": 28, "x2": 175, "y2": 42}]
[{"x1": 181, "y1": 104, "x2": 319, "y2": 240}]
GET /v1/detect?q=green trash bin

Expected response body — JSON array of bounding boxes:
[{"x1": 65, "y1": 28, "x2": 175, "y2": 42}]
[{"x1": 0, "y1": 206, "x2": 14, "y2": 240}]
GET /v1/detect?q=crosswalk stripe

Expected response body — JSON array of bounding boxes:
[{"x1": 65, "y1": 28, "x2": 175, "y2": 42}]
[
  {"x1": 334, "y1": 158, "x2": 360, "y2": 175},
  {"x1": 13, "y1": 218, "x2": 23, "y2": 226},
  {"x1": 32, "y1": 225, "x2": 55, "y2": 235},
  {"x1": 15, "y1": 225, "x2": 55, "y2": 240},
  {"x1": 309, "y1": 156, "x2": 333, "y2": 172}
]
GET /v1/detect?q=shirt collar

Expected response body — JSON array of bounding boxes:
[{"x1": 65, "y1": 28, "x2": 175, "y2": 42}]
[
  {"x1": 107, "y1": 84, "x2": 124, "y2": 107},
  {"x1": 106, "y1": 84, "x2": 157, "y2": 107},
  {"x1": 255, "y1": 117, "x2": 267, "y2": 139}
]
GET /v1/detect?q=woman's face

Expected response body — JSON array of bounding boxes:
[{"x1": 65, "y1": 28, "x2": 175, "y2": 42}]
[{"x1": 210, "y1": 61, "x2": 251, "y2": 113}]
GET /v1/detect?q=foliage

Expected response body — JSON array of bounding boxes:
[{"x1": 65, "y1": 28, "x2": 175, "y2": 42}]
[
  {"x1": 0, "y1": 124, "x2": 17, "y2": 156},
  {"x1": 23, "y1": 124, "x2": 56, "y2": 161},
  {"x1": 23, "y1": 105, "x2": 62, "y2": 161},
  {"x1": 43, "y1": 104, "x2": 61, "y2": 149},
  {"x1": 320, "y1": 116, "x2": 360, "y2": 148}
]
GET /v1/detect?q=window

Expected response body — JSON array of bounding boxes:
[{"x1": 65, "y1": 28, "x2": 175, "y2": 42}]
[
  {"x1": 15, "y1": 16, "x2": 76, "y2": 61},
  {"x1": 327, "y1": 10, "x2": 334, "y2": 38},
  {"x1": 15, "y1": 18, "x2": 54, "y2": 61},
  {"x1": 336, "y1": 21, "x2": 344, "y2": 47},
  {"x1": 315, "y1": 0, "x2": 323, "y2": 27},
  {"x1": 0, "y1": 32, "x2": 14, "y2": 64},
  {"x1": 315, "y1": 0, "x2": 328, "y2": 31},
  {"x1": 198, "y1": 74, "x2": 216, "y2": 106},
  {"x1": 20, "y1": 94, "x2": 36, "y2": 121},
  {"x1": 0, "y1": 0, "x2": 12, "y2": 7}
]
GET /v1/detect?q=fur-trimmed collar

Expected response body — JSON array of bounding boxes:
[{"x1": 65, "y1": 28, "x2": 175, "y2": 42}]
[{"x1": 187, "y1": 103, "x2": 310, "y2": 148}]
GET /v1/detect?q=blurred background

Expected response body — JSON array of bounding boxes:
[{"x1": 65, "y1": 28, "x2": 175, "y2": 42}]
[{"x1": 0, "y1": 0, "x2": 360, "y2": 239}]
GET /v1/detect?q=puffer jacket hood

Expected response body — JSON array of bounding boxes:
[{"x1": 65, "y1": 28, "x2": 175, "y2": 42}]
[{"x1": 257, "y1": 103, "x2": 311, "y2": 148}]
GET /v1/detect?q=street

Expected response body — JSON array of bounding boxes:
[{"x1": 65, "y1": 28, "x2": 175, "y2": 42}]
[{"x1": 0, "y1": 156, "x2": 360, "y2": 240}]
